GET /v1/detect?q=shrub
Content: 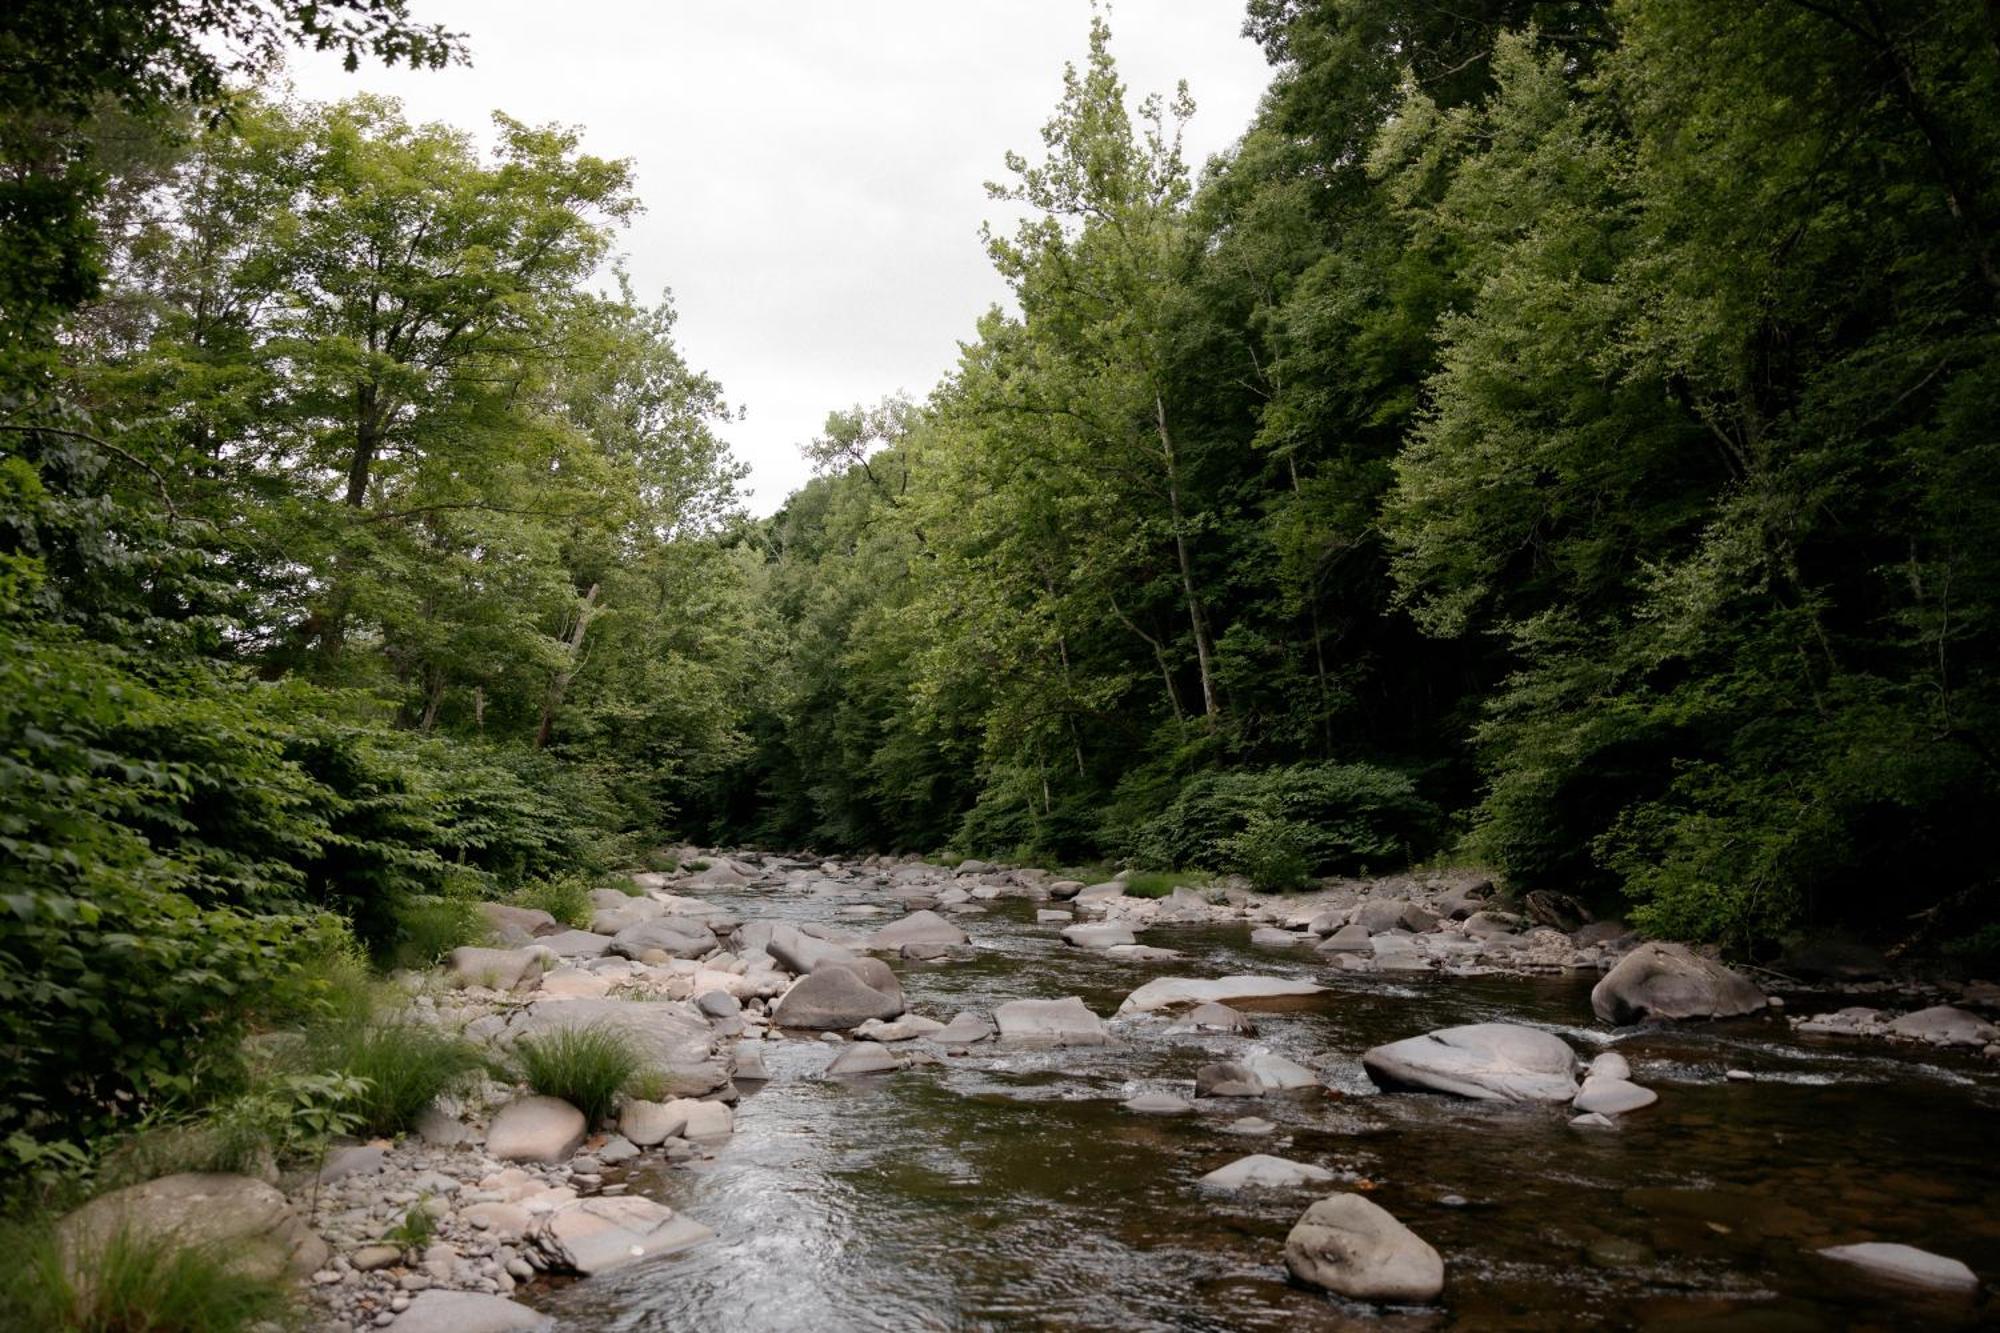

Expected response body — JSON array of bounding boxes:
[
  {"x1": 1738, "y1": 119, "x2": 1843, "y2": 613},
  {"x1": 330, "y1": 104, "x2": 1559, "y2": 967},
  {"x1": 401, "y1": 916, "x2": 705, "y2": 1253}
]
[
  {"x1": 389, "y1": 896, "x2": 487, "y2": 970},
  {"x1": 1129, "y1": 762, "x2": 1439, "y2": 880},
  {"x1": 1121, "y1": 870, "x2": 1207, "y2": 899},
  {"x1": 1219, "y1": 814, "x2": 1313, "y2": 892},
  {"x1": 511, "y1": 874, "x2": 593, "y2": 928},
  {"x1": 316, "y1": 1023, "x2": 483, "y2": 1138},
  {"x1": 0, "y1": 1218, "x2": 294, "y2": 1333},
  {"x1": 512, "y1": 1025, "x2": 643, "y2": 1125}
]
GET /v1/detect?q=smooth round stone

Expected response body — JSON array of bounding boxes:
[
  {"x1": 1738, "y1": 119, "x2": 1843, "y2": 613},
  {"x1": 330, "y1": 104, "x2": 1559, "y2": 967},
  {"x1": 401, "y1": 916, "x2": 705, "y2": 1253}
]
[{"x1": 1221, "y1": 1116, "x2": 1277, "y2": 1136}]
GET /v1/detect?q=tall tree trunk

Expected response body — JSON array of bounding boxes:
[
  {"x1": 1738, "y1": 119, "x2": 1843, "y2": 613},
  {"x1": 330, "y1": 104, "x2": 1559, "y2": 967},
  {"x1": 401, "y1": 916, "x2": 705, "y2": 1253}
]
[
  {"x1": 418, "y1": 668, "x2": 446, "y2": 732},
  {"x1": 345, "y1": 381, "x2": 380, "y2": 508},
  {"x1": 1109, "y1": 589, "x2": 1185, "y2": 724},
  {"x1": 1155, "y1": 392, "x2": 1220, "y2": 722},
  {"x1": 535, "y1": 582, "x2": 600, "y2": 749}
]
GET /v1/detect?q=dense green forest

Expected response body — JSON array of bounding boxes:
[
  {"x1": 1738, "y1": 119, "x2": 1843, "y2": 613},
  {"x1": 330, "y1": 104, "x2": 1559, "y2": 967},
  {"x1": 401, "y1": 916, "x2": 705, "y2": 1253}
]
[{"x1": 3, "y1": 0, "x2": 1997, "y2": 1191}]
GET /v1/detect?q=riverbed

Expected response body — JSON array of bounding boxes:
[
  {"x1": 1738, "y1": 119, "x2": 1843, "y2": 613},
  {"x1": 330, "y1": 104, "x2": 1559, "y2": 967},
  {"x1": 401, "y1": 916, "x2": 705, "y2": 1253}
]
[{"x1": 535, "y1": 880, "x2": 1998, "y2": 1331}]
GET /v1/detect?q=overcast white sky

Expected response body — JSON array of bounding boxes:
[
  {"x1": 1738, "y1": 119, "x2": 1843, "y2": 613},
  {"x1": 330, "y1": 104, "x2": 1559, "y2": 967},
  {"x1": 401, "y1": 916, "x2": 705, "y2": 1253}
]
[{"x1": 285, "y1": 2, "x2": 1275, "y2": 514}]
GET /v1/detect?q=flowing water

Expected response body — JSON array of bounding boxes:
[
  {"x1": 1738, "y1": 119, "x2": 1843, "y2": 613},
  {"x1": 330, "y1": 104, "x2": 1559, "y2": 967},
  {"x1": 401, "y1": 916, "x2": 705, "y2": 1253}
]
[{"x1": 534, "y1": 885, "x2": 1999, "y2": 1331}]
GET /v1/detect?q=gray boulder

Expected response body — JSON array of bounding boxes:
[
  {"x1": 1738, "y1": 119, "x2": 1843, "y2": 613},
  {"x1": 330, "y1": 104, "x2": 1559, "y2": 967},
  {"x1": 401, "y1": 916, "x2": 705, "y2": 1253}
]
[
  {"x1": 1354, "y1": 900, "x2": 1407, "y2": 935},
  {"x1": 539, "y1": 929, "x2": 616, "y2": 959},
  {"x1": 1462, "y1": 911, "x2": 1520, "y2": 940},
  {"x1": 1284, "y1": 1193, "x2": 1445, "y2": 1303},
  {"x1": 1241, "y1": 1050, "x2": 1320, "y2": 1091},
  {"x1": 609, "y1": 918, "x2": 717, "y2": 961},
  {"x1": 1250, "y1": 927, "x2": 1304, "y2": 947},
  {"x1": 867, "y1": 909, "x2": 968, "y2": 950},
  {"x1": 1062, "y1": 922, "x2": 1136, "y2": 950},
  {"x1": 765, "y1": 924, "x2": 861, "y2": 975},
  {"x1": 1316, "y1": 923, "x2": 1373, "y2": 954},
  {"x1": 478, "y1": 901, "x2": 561, "y2": 945},
  {"x1": 928, "y1": 1010, "x2": 996, "y2": 1045},
  {"x1": 772, "y1": 961, "x2": 904, "y2": 1029},
  {"x1": 1590, "y1": 942, "x2": 1767, "y2": 1024},
  {"x1": 1362, "y1": 1023, "x2": 1579, "y2": 1102},
  {"x1": 393, "y1": 1290, "x2": 551, "y2": 1333},
  {"x1": 447, "y1": 946, "x2": 545, "y2": 993},
  {"x1": 992, "y1": 996, "x2": 1108, "y2": 1046},
  {"x1": 58, "y1": 1173, "x2": 327, "y2": 1283},
  {"x1": 1885, "y1": 1004, "x2": 1999, "y2": 1047},
  {"x1": 486, "y1": 1096, "x2": 586, "y2": 1163},
  {"x1": 1572, "y1": 1075, "x2": 1657, "y2": 1116},
  {"x1": 1075, "y1": 881, "x2": 1126, "y2": 902},
  {"x1": 618, "y1": 1098, "x2": 688, "y2": 1147}
]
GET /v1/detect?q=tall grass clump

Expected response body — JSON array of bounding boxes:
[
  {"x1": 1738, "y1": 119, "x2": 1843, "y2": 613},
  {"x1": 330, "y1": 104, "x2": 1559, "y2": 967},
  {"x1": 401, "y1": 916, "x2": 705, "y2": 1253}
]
[
  {"x1": 390, "y1": 895, "x2": 488, "y2": 969},
  {"x1": 317, "y1": 1022, "x2": 485, "y2": 1137},
  {"x1": 0, "y1": 1220, "x2": 293, "y2": 1332},
  {"x1": 512, "y1": 1026, "x2": 644, "y2": 1125}
]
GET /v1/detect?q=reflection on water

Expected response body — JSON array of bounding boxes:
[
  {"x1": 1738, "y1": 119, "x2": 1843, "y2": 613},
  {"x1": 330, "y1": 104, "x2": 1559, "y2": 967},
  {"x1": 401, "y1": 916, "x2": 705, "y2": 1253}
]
[{"x1": 536, "y1": 888, "x2": 1998, "y2": 1331}]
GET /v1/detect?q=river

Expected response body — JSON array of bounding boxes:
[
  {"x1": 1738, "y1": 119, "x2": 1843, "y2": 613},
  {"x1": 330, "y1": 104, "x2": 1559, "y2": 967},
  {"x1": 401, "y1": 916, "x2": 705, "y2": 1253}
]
[{"x1": 535, "y1": 879, "x2": 1998, "y2": 1331}]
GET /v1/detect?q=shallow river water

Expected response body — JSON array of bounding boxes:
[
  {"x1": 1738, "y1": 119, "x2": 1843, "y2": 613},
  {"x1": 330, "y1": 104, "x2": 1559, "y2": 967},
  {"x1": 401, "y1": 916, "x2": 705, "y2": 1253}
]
[{"x1": 534, "y1": 884, "x2": 1998, "y2": 1332}]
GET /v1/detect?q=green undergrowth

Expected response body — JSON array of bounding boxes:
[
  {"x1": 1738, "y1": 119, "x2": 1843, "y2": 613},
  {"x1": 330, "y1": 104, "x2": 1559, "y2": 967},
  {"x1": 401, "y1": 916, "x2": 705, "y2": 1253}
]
[{"x1": 0, "y1": 1218, "x2": 296, "y2": 1332}]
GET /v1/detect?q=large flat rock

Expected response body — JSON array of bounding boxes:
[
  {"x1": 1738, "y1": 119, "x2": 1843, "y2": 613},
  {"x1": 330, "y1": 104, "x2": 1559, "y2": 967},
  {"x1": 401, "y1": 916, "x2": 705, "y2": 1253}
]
[
  {"x1": 992, "y1": 996, "x2": 1108, "y2": 1046},
  {"x1": 1118, "y1": 975, "x2": 1326, "y2": 1014},
  {"x1": 1362, "y1": 1022, "x2": 1579, "y2": 1102},
  {"x1": 530, "y1": 1196, "x2": 714, "y2": 1275}
]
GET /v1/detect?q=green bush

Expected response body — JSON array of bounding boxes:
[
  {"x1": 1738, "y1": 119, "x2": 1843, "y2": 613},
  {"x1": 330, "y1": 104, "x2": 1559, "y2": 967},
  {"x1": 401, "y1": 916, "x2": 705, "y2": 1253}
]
[
  {"x1": 1220, "y1": 814, "x2": 1314, "y2": 892},
  {"x1": 1129, "y1": 762, "x2": 1439, "y2": 880},
  {"x1": 511, "y1": 874, "x2": 594, "y2": 928},
  {"x1": 512, "y1": 1025, "x2": 643, "y2": 1125},
  {"x1": 0, "y1": 1218, "x2": 294, "y2": 1332},
  {"x1": 317, "y1": 1023, "x2": 484, "y2": 1138},
  {"x1": 389, "y1": 896, "x2": 488, "y2": 970}
]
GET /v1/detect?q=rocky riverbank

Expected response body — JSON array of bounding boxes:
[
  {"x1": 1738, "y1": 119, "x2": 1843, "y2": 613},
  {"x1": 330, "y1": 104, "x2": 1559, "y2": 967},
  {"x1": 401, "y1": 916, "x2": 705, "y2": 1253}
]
[{"x1": 63, "y1": 850, "x2": 1995, "y2": 1329}]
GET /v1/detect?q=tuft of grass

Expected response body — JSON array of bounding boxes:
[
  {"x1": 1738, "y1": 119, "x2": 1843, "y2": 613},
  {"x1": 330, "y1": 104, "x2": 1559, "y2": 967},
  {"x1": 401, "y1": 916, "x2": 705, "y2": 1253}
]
[
  {"x1": 391, "y1": 896, "x2": 489, "y2": 970},
  {"x1": 511, "y1": 874, "x2": 593, "y2": 927},
  {"x1": 0, "y1": 1218, "x2": 294, "y2": 1332},
  {"x1": 512, "y1": 1025, "x2": 645, "y2": 1125},
  {"x1": 683, "y1": 859, "x2": 711, "y2": 873},
  {"x1": 383, "y1": 1202, "x2": 435, "y2": 1252},
  {"x1": 1122, "y1": 869, "x2": 1211, "y2": 899},
  {"x1": 316, "y1": 1022, "x2": 485, "y2": 1137}
]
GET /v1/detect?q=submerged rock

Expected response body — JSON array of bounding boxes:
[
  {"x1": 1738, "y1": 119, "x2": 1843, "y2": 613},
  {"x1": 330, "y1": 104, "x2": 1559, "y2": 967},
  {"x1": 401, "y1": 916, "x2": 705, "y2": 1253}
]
[
  {"x1": 1199, "y1": 1154, "x2": 1335, "y2": 1192},
  {"x1": 530, "y1": 1196, "x2": 713, "y2": 1275},
  {"x1": 1590, "y1": 942, "x2": 1766, "y2": 1025},
  {"x1": 826, "y1": 1042, "x2": 903, "y2": 1075},
  {"x1": 1062, "y1": 922, "x2": 1137, "y2": 950},
  {"x1": 1196, "y1": 1061, "x2": 1266, "y2": 1098},
  {"x1": 1362, "y1": 1023, "x2": 1579, "y2": 1102},
  {"x1": 1283, "y1": 1193, "x2": 1445, "y2": 1303},
  {"x1": 1123, "y1": 1092, "x2": 1195, "y2": 1115}
]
